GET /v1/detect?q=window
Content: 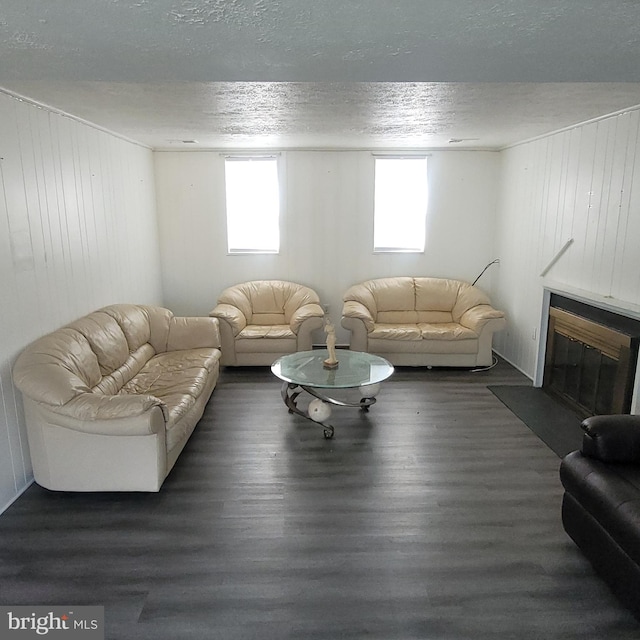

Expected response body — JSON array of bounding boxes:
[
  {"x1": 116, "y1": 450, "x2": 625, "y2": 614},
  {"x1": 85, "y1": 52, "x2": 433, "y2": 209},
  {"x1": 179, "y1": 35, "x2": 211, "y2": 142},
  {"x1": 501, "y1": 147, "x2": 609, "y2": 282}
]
[
  {"x1": 373, "y1": 156, "x2": 428, "y2": 252},
  {"x1": 224, "y1": 156, "x2": 280, "y2": 254}
]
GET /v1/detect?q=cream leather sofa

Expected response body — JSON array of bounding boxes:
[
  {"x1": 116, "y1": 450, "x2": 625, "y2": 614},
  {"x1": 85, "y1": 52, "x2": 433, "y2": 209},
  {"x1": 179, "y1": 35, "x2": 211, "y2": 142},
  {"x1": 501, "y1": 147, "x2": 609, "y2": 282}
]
[
  {"x1": 210, "y1": 280, "x2": 325, "y2": 366},
  {"x1": 12, "y1": 304, "x2": 222, "y2": 492},
  {"x1": 341, "y1": 277, "x2": 506, "y2": 367}
]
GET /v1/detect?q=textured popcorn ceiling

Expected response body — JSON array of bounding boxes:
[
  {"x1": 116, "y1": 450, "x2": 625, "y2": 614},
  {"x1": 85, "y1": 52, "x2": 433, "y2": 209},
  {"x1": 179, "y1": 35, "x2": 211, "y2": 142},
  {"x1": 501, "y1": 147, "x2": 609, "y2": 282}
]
[{"x1": 1, "y1": 1, "x2": 640, "y2": 149}]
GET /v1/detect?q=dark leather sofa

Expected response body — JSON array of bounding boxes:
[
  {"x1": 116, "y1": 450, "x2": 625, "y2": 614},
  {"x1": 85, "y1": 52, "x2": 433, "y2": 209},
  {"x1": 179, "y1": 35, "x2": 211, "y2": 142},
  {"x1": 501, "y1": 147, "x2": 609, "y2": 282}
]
[{"x1": 560, "y1": 415, "x2": 640, "y2": 620}]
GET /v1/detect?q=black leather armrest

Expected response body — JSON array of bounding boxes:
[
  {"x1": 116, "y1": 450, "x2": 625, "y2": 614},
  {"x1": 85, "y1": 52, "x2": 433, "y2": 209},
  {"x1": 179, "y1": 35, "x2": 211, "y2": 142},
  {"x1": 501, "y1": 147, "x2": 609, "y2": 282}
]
[{"x1": 581, "y1": 415, "x2": 640, "y2": 463}]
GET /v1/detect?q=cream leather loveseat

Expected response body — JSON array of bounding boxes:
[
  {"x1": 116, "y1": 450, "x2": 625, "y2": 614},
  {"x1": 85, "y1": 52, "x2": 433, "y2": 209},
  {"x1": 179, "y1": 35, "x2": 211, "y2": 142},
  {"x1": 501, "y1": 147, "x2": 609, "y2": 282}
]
[
  {"x1": 12, "y1": 304, "x2": 222, "y2": 492},
  {"x1": 341, "y1": 277, "x2": 506, "y2": 367},
  {"x1": 210, "y1": 280, "x2": 325, "y2": 366}
]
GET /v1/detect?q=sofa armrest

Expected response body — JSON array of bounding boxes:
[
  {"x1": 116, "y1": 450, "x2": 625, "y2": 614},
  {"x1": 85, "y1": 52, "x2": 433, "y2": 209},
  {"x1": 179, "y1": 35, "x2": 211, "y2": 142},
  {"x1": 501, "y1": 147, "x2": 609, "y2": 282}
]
[
  {"x1": 46, "y1": 393, "x2": 167, "y2": 436},
  {"x1": 167, "y1": 316, "x2": 221, "y2": 351},
  {"x1": 209, "y1": 304, "x2": 247, "y2": 336},
  {"x1": 341, "y1": 300, "x2": 375, "y2": 332},
  {"x1": 290, "y1": 303, "x2": 325, "y2": 334},
  {"x1": 341, "y1": 316, "x2": 369, "y2": 352},
  {"x1": 581, "y1": 415, "x2": 640, "y2": 463},
  {"x1": 459, "y1": 305, "x2": 506, "y2": 333}
]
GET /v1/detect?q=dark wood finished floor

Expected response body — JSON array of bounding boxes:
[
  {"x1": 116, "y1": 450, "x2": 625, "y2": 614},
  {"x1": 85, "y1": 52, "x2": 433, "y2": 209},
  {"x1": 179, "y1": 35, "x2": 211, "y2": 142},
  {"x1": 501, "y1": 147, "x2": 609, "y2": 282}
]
[{"x1": 1, "y1": 358, "x2": 639, "y2": 639}]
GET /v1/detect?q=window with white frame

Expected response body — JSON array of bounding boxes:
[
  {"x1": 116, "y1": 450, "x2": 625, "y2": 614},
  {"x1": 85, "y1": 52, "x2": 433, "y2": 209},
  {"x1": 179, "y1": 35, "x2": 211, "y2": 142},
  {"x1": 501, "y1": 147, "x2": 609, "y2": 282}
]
[
  {"x1": 373, "y1": 156, "x2": 428, "y2": 253},
  {"x1": 224, "y1": 156, "x2": 280, "y2": 254}
]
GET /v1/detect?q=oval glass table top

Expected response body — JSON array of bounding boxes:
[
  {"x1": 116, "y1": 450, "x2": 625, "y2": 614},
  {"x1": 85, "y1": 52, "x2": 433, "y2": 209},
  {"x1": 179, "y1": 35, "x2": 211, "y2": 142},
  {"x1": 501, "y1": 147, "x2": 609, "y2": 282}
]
[{"x1": 271, "y1": 349, "x2": 394, "y2": 389}]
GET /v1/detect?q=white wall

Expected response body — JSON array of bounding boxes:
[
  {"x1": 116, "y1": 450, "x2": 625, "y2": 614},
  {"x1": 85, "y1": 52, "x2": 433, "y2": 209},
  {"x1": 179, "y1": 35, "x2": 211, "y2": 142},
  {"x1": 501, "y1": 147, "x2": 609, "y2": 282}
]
[
  {"x1": 0, "y1": 93, "x2": 163, "y2": 511},
  {"x1": 493, "y1": 108, "x2": 640, "y2": 380},
  {"x1": 154, "y1": 150, "x2": 500, "y2": 342}
]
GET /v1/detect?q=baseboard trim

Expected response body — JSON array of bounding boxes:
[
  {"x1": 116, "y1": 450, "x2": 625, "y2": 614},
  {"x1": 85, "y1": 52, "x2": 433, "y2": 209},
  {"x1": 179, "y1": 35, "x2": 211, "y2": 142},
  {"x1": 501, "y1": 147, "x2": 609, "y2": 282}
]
[
  {"x1": 0, "y1": 479, "x2": 34, "y2": 516},
  {"x1": 493, "y1": 349, "x2": 535, "y2": 384}
]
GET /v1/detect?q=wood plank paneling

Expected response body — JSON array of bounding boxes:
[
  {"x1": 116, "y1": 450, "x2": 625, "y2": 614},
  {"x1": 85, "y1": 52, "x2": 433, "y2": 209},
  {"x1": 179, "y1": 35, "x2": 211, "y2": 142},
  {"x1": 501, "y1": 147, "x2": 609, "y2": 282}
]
[
  {"x1": 616, "y1": 110, "x2": 640, "y2": 302},
  {"x1": 0, "y1": 92, "x2": 163, "y2": 511},
  {"x1": 494, "y1": 108, "x2": 640, "y2": 382}
]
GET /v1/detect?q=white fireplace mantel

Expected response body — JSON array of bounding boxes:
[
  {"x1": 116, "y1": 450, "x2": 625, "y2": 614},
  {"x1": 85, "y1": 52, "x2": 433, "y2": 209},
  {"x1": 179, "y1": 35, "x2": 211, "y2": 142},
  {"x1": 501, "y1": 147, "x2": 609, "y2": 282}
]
[{"x1": 543, "y1": 280, "x2": 640, "y2": 321}]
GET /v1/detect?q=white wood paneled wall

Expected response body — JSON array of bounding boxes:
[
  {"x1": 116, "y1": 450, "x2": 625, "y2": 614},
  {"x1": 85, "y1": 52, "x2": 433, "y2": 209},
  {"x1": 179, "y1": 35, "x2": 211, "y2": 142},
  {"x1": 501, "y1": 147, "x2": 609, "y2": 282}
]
[
  {"x1": 0, "y1": 93, "x2": 163, "y2": 511},
  {"x1": 493, "y1": 108, "x2": 640, "y2": 380},
  {"x1": 154, "y1": 149, "x2": 500, "y2": 343}
]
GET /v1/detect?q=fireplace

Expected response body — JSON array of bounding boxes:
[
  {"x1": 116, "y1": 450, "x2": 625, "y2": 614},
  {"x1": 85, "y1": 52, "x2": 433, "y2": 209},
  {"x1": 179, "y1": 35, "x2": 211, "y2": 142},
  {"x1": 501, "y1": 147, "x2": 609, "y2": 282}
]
[{"x1": 543, "y1": 294, "x2": 640, "y2": 418}]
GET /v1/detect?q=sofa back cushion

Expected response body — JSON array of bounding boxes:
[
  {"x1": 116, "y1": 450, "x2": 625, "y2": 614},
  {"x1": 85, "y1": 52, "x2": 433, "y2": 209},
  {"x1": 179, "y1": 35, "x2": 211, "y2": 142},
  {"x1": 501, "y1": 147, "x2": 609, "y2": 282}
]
[
  {"x1": 13, "y1": 305, "x2": 172, "y2": 406},
  {"x1": 415, "y1": 278, "x2": 460, "y2": 312},
  {"x1": 67, "y1": 312, "x2": 131, "y2": 376},
  {"x1": 344, "y1": 277, "x2": 414, "y2": 322},
  {"x1": 371, "y1": 278, "x2": 416, "y2": 313},
  {"x1": 13, "y1": 328, "x2": 100, "y2": 406},
  {"x1": 218, "y1": 280, "x2": 320, "y2": 325},
  {"x1": 344, "y1": 277, "x2": 491, "y2": 323},
  {"x1": 100, "y1": 304, "x2": 152, "y2": 352}
]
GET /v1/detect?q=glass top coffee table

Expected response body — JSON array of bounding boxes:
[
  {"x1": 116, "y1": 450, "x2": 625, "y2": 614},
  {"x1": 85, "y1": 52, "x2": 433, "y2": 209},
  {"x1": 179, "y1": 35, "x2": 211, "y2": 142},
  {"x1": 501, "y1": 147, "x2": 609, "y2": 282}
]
[{"x1": 271, "y1": 349, "x2": 394, "y2": 438}]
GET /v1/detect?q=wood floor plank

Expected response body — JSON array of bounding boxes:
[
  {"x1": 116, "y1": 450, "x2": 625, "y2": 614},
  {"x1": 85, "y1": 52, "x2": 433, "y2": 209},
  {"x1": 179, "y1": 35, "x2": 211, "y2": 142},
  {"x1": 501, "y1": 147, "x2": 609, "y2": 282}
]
[{"x1": 1, "y1": 358, "x2": 638, "y2": 639}]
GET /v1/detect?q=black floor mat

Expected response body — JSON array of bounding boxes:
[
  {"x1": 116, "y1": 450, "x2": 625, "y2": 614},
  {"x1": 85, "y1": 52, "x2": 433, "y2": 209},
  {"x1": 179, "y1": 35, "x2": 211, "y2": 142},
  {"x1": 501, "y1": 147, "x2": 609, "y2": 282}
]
[{"x1": 488, "y1": 385, "x2": 584, "y2": 458}]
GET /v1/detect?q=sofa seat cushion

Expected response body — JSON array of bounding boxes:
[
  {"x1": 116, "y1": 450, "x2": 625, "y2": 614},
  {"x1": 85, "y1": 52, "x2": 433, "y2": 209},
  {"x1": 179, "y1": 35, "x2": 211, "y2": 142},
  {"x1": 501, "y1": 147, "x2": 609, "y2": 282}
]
[
  {"x1": 561, "y1": 451, "x2": 640, "y2": 567},
  {"x1": 369, "y1": 322, "x2": 478, "y2": 341},
  {"x1": 238, "y1": 325, "x2": 295, "y2": 340},
  {"x1": 369, "y1": 324, "x2": 422, "y2": 340},
  {"x1": 418, "y1": 322, "x2": 478, "y2": 340},
  {"x1": 121, "y1": 347, "x2": 221, "y2": 426}
]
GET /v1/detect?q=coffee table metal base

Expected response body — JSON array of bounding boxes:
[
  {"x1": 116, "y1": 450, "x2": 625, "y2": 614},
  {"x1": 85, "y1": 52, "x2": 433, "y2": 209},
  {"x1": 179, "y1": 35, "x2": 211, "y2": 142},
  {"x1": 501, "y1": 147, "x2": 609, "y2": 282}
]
[{"x1": 280, "y1": 382, "x2": 377, "y2": 439}]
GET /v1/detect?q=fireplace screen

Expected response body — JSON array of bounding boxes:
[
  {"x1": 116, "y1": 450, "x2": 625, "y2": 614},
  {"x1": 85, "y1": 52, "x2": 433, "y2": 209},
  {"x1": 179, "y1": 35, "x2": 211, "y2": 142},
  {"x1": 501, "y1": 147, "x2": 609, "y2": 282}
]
[{"x1": 544, "y1": 296, "x2": 639, "y2": 418}]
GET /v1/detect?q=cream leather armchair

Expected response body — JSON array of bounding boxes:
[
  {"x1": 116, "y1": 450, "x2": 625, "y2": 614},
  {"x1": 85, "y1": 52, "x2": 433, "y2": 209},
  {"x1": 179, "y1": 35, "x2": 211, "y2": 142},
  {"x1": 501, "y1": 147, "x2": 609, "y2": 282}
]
[{"x1": 209, "y1": 280, "x2": 325, "y2": 366}]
